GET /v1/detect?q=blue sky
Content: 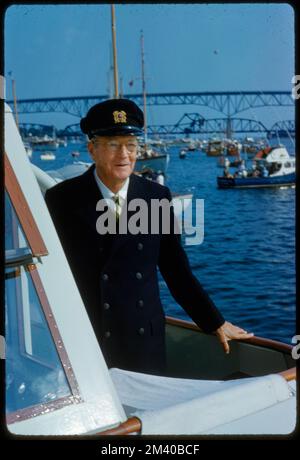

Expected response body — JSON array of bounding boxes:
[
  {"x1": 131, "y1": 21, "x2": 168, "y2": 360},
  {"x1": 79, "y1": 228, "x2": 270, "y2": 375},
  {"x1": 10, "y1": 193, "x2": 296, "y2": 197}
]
[{"x1": 4, "y1": 3, "x2": 295, "y2": 129}]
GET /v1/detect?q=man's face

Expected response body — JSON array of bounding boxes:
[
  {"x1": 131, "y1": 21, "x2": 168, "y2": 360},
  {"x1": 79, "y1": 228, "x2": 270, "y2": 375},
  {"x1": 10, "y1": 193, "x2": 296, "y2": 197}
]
[{"x1": 88, "y1": 135, "x2": 138, "y2": 187}]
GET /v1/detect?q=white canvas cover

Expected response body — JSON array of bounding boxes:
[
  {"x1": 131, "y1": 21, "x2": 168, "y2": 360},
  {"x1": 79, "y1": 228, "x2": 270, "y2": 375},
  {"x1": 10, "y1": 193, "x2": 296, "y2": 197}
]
[{"x1": 110, "y1": 368, "x2": 294, "y2": 435}]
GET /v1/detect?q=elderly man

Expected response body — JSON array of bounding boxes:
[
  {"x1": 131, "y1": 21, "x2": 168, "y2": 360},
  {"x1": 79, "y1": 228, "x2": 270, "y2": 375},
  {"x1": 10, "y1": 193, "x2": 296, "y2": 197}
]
[{"x1": 45, "y1": 98, "x2": 253, "y2": 375}]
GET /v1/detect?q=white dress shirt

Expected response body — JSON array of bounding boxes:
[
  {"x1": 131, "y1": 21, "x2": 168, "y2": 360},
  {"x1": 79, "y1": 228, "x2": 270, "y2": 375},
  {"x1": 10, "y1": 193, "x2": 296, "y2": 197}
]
[{"x1": 93, "y1": 168, "x2": 129, "y2": 213}]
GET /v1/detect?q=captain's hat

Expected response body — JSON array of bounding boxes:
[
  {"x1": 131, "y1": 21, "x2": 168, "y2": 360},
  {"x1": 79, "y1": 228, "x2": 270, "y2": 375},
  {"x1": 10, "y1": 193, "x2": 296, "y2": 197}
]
[{"x1": 80, "y1": 98, "x2": 144, "y2": 138}]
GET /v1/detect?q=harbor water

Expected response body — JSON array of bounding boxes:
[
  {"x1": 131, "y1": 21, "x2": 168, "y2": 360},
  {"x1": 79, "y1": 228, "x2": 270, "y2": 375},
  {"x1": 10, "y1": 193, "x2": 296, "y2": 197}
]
[{"x1": 30, "y1": 138, "x2": 296, "y2": 344}]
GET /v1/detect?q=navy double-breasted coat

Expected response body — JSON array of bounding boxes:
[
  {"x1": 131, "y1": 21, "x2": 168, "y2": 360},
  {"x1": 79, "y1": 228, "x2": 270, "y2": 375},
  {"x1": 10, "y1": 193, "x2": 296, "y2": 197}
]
[{"x1": 45, "y1": 164, "x2": 225, "y2": 374}]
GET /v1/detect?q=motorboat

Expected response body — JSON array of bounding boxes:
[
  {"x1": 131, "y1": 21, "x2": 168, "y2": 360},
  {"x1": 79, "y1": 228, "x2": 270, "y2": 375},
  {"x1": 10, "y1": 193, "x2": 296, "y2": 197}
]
[
  {"x1": 224, "y1": 139, "x2": 242, "y2": 156},
  {"x1": 4, "y1": 103, "x2": 297, "y2": 436},
  {"x1": 217, "y1": 146, "x2": 295, "y2": 189},
  {"x1": 40, "y1": 152, "x2": 56, "y2": 161},
  {"x1": 133, "y1": 147, "x2": 169, "y2": 175},
  {"x1": 206, "y1": 138, "x2": 225, "y2": 157},
  {"x1": 134, "y1": 167, "x2": 165, "y2": 185}
]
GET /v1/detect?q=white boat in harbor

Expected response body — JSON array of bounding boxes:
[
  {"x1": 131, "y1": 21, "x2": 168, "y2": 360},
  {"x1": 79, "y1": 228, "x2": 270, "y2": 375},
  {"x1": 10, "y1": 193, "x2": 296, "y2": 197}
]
[
  {"x1": 4, "y1": 102, "x2": 296, "y2": 435},
  {"x1": 217, "y1": 145, "x2": 296, "y2": 189},
  {"x1": 135, "y1": 149, "x2": 170, "y2": 174},
  {"x1": 30, "y1": 134, "x2": 59, "y2": 151},
  {"x1": 40, "y1": 151, "x2": 56, "y2": 161}
]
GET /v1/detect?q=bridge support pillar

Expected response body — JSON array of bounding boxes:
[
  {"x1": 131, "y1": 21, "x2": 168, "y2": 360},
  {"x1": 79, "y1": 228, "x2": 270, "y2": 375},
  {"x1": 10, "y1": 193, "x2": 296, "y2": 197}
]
[{"x1": 226, "y1": 117, "x2": 232, "y2": 139}]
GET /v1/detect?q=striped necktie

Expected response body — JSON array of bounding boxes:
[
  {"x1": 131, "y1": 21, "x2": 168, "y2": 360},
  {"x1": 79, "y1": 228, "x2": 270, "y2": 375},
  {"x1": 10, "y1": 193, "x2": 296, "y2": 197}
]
[{"x1": 113, "y1": 194, "x2": 121, "y2": 221}]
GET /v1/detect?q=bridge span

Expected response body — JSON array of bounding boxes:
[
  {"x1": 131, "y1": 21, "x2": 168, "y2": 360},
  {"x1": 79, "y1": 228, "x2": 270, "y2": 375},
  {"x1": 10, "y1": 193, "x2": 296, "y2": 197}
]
[{"x1": 8, "y1": 90, "x2": 294, "y2": 118}]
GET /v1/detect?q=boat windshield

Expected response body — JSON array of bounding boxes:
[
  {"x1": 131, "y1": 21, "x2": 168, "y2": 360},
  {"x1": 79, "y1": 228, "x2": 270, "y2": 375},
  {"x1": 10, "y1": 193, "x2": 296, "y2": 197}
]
[{"x1": 5, "y1": 192, "x2": 71, "y2": 416}]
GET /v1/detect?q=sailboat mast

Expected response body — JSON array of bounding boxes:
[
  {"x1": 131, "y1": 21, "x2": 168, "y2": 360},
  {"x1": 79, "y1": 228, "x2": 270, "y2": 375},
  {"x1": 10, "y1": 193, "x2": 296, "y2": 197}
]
[
  {"x1": 111, "y1": 4, "x2": 119, "y2": 98},
  {"x1": 140, "y1": 30, "x2": 147, "y2": 143},
  {"x1": 120, "y1": 75, "x2": 124, "y2": 98}
]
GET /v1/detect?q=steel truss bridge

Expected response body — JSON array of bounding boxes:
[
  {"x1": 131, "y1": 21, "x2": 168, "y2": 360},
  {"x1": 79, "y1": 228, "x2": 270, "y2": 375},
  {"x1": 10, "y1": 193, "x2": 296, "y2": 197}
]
[
  {"x1": 20, "y1": 117, "x2": 294, "y2": 139},
  {"x1": 267, "y1": 120, "x2": 295, "y2": 138},
  {"x1": 12, "y1": 91, "x2": 294, "y2": 137},
  {"x1": 59, "y1": 116, "x2": 271, "y2": 137}
]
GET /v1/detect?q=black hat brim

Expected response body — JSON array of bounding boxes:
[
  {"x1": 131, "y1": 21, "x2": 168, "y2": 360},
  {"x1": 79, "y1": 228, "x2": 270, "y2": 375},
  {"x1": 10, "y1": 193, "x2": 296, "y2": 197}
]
[{"x1": 89, "y1": 125, "x2": 144, "y2": 138}]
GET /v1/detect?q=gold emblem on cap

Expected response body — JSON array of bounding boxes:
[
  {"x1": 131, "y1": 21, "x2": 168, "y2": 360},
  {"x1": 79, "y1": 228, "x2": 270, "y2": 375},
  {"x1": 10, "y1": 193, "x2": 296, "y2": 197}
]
[{"x1": 113, "y1": 110, "x2": 127, "y2": 124}]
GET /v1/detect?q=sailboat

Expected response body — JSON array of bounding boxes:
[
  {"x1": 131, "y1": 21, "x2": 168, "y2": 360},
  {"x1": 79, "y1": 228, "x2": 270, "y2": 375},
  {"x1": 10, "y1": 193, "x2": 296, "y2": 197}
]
[{"x1": 134, "y1": 30, "x2": 169, "y2": 175}]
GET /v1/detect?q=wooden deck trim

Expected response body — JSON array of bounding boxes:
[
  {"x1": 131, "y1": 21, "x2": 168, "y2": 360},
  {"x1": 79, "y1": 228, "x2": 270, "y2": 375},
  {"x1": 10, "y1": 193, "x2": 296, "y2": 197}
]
[
  {"x1": 5, "y1": 152, "x2": 48, "y2": 257},
  {"x1": 279, "y1": 367, "x2": 297, "y2": 382},
  {"x1": 97, "y1": 417, "x2": 142, "y2": 436},
  {"x1": 165, "y1": 316, "x2": 293, "y2": 353}
]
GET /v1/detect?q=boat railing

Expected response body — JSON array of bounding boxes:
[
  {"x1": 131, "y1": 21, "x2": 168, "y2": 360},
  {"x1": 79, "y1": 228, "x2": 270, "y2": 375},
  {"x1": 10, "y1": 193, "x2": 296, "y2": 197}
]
[{"x1": 165, "y1": 315, "x2": 294, "y2": 355}]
